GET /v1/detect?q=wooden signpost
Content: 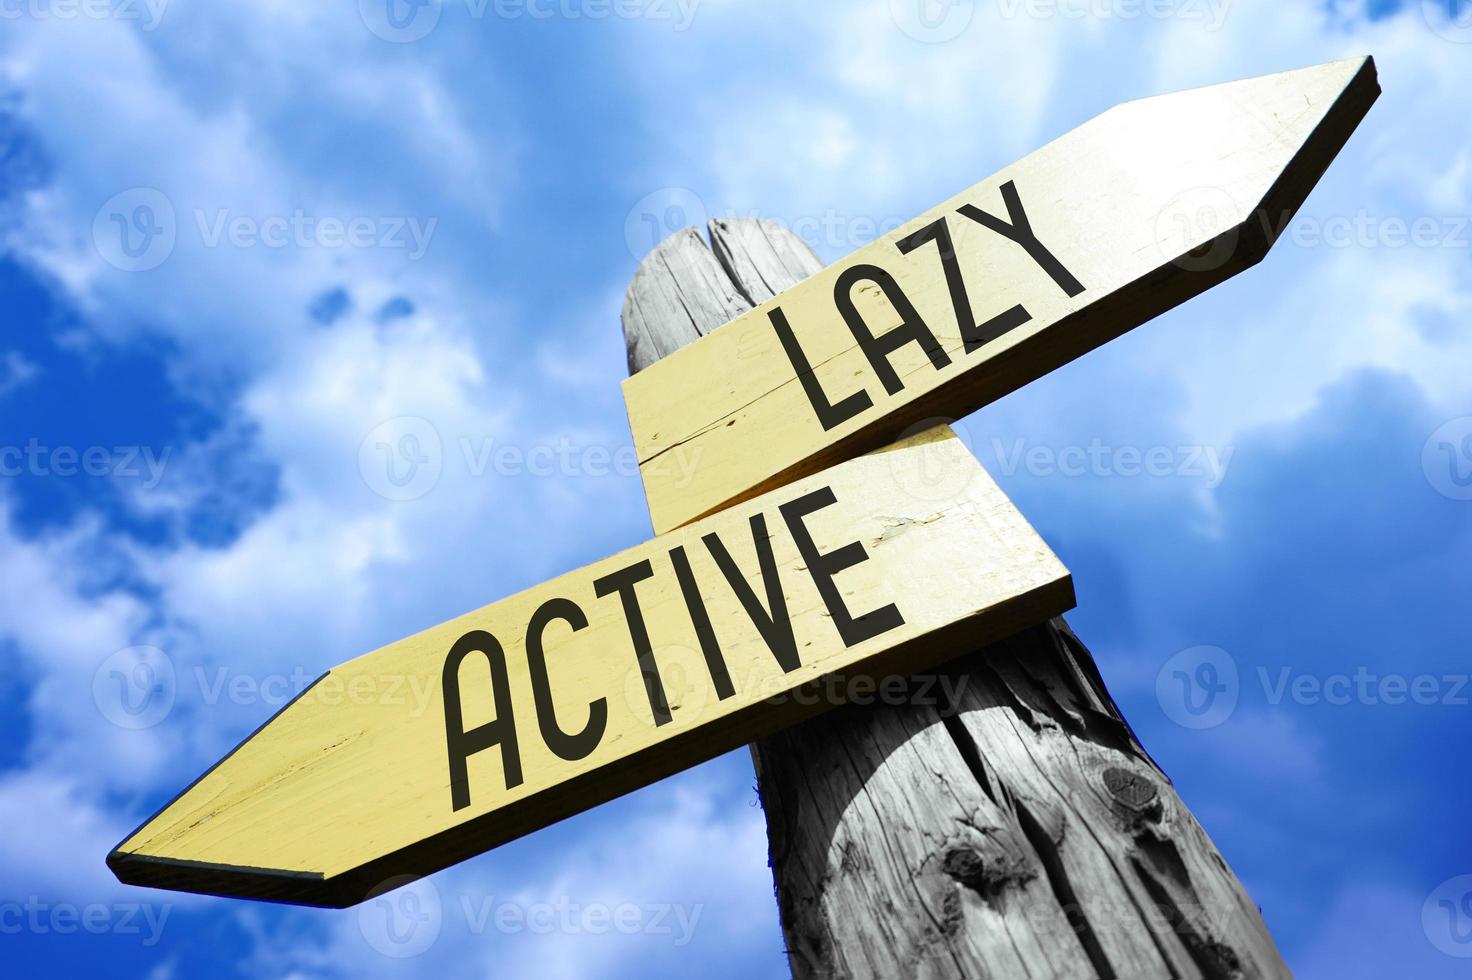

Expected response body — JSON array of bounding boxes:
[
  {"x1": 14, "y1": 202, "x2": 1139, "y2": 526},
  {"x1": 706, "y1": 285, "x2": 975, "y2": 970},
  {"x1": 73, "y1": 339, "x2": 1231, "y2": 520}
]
[{"x1": 111, "y1": 56, "x2": 1378, "y2": 978}]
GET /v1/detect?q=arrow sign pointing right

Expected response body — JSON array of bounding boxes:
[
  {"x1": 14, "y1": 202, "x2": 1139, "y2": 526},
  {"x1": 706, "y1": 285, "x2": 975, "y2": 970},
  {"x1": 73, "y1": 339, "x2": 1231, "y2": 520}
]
[{"x1": 622, "y1": 57, "x2": 1380, "y2": 534}]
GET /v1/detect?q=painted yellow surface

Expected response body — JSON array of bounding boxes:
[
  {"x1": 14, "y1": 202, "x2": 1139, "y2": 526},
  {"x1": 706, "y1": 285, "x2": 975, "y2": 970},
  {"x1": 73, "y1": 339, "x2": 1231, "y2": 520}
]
[
  {"x1": 623, "y1": 58, "x2": 1379, "y2": 533},
  {"x1": 109, "y1": 427, "x2": 1072, "y2": 906}
]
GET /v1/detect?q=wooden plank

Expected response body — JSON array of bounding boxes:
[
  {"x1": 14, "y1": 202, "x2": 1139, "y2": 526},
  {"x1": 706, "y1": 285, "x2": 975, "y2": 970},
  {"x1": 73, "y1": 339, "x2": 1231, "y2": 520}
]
[
  {"x1": 628, "y1": 219, "x2": 1290, "y2": 978},
  {"x1": 107, "y1": 427, "x2": 1073, "y2": 908},
  {"x1": 624, "y1": 57, "x2": 1380, "y2": 533}
]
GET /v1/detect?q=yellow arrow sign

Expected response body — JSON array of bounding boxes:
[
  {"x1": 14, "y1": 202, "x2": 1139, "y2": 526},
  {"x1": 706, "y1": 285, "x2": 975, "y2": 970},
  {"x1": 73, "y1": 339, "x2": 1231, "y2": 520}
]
[
  {"x1": 622, "y1": 57, "x2": 1379, "y2": 534},
  {"x1": 108, "y1": 427, "x2": 1072, "y2": 906}
]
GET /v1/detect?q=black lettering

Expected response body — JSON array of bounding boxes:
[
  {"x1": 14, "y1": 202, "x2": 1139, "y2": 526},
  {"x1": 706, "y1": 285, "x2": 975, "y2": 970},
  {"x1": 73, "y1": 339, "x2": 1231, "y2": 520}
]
[
  {"x1": 594, "y1": 560, "x2": 671, "y2": 726},
  {"x1": 525, "y1": 597, "x2": 607, "y2": 761},
  {"x1": 957, "y1": 180, "x2": 1085, "y2": 298},
  {"x1": 703, "y1": 515, "x2": 801, "y2": 674},
  {"x1": 780, "y1": 487, "x2": 905, "y2": 647},
  {"x1": 770, "y1": 305, "x2": 872, "y2": 431},
  {"x1": 835, "y1": 263, "x2": 952, "y2": 395},
  {"x1": 443, "y1": 630, "x2": 522, "y2": 811},
  {"x1": 898, "y1": 216, "x2": 1032, "y2": 354},
  {"x1": 669, "y1": 546, "x2": 737, "y2": 700}
]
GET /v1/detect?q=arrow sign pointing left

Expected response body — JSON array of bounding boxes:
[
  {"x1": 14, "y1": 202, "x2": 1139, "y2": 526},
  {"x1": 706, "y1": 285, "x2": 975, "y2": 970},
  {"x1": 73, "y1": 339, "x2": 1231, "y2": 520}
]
[{"x1": 108, "y1": 427, "x2": 1072, "y2": 907}]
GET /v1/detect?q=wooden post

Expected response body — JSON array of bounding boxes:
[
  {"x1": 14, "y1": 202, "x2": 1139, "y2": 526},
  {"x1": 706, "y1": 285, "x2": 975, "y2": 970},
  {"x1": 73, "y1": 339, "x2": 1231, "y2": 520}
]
[{"x1": 622, "y1": 219, "x2": 1290, "y2": 980}]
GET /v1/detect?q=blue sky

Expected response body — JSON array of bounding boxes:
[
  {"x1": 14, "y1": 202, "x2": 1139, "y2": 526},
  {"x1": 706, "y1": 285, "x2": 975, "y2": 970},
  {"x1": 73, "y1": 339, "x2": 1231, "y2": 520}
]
[{"x1": 1, "y1": 1, "x2": 1470, "y2": 977}]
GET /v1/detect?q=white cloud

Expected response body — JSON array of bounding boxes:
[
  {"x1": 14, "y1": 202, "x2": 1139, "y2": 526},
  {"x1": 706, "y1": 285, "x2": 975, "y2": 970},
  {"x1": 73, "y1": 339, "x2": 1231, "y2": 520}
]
[
  {"x1": 0, "y1": 350, "x2": 40, "y2": 397},
  {"x1": 238, "y1": 764, "x2": 782, "y2": 980},
  {"x1": 0, "y1": 7, "x2": 513, "y2": 379}
]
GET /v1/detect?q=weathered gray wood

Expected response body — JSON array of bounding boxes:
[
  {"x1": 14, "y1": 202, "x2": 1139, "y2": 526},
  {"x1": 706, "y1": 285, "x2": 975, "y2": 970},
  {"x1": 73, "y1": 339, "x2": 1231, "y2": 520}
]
[
  {"x1": 622, "y1": 219, "x2": 1289, "y2": 980},
  {"x1": 620, "y1": 227, "x2": 750, "y2": 375}
]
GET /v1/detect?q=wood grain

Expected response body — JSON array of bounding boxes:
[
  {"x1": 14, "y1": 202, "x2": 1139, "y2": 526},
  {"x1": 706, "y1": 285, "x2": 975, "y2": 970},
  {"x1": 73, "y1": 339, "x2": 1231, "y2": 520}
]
[
  {"x1": 107, "y1": 426, "x2": 1072, "y2": 908},
  {"x1": 624, "y1": 57, "x2": 1379, "y2": 534},
  {"x1": 626, "y1": 219, "x2": 1290, "y2": 978}
]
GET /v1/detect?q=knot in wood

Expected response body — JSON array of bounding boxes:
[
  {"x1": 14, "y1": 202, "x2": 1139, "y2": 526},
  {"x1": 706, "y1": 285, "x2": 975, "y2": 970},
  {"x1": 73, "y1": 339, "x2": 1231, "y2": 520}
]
[
  {"x1": 941, "y1": 846, "x2": 1034, "y2": 902},
  {"x1": 1103, "y1": 767, "x2": 1158, "y2": 813}
]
